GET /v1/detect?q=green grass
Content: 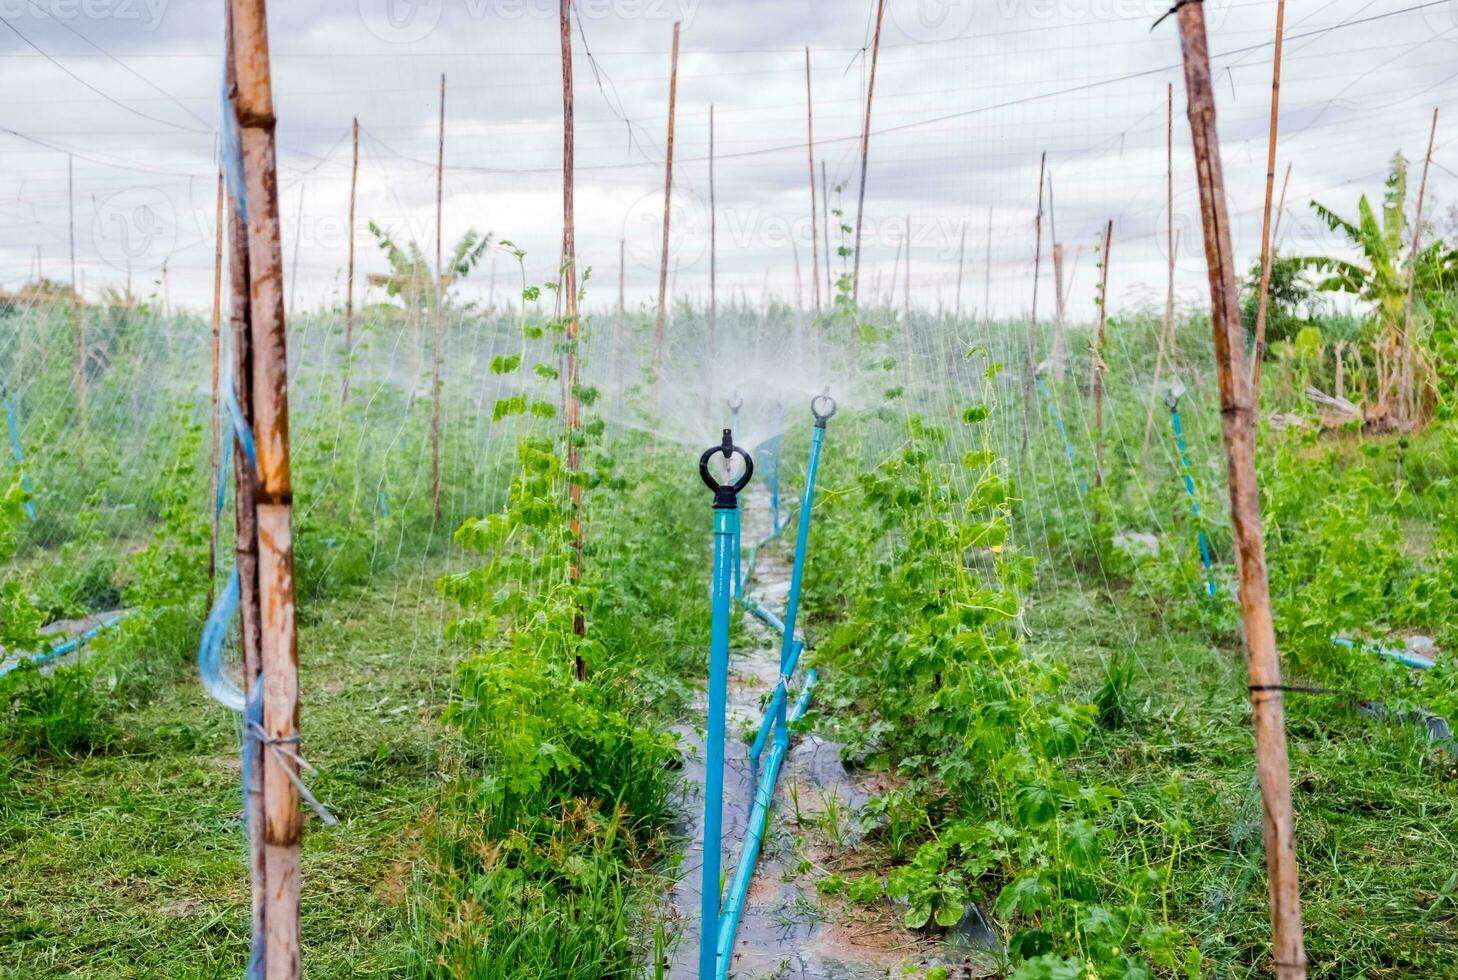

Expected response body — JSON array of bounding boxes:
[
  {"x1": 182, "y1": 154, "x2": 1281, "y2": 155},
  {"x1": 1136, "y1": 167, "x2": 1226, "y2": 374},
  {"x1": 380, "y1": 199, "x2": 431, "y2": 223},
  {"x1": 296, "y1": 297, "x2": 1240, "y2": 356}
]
[
  {"x1": 0, "y1": 564, "x2": 459, "y2": 979},
  {"x1": 1034, "y1": 575, "x2": 1458, "y2": 978}
]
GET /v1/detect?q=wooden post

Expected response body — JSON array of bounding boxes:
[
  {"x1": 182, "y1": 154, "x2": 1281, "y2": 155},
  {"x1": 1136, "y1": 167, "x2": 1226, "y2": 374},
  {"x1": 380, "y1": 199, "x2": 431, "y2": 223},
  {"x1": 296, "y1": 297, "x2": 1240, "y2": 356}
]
[
  {"x1": 1092, "y1": 220, "x2": 1112, "y2": 489},
  {"x1": 983, "y1": 205, "x2": 993, "y2": 325},
  {"x1": 1143, "y1": 83, "x2": 1178, "y2": 460},
  {"x1": 850, "y1": 0, "x2": 886, "y2": 306},
  {"x1": 287, "y1": 188, "x2": 303, "y2": 316},
  {"x1": 209, "y1": 168, "x2": 225, "y2": 604},
  {"x1": 342, "y1": 117, "x2": 359, "y2": 405},
  {"x1": 653, "y1": 21, "x2": 681, "y2": 389},
  {"x1": 228, "y1": 1, "x2": 303, "y2": 976},
  {"x1": 709, "y1": 103, "x2": 717, "y2": 345},
  {"x1": 431, "y1": 74, "x2": 445, "y2": 523},
  {"x1": 954, "y1": 221, "x2": 966, "y2": 321},
  {"x1": 561, "y1": 0, "x2": 586, "y2": 672},
  {"x1": 615, "y1": 237, "x2": 626, "y2": 404},
  {"x1": 1400, "y1": 107, "x2": 1439, "y2": 428},
  {"x1": 821, "y1": 160, "x2": 833, "y2": 300},
  {"x1": 805, "y1": 47, "x2": 820, "y2": 315},
  {"x1": 1021, "y1": 152, "x2": 1046, "y2": 457},
  {"x1": 67, "y1": 154, "x2": 76, "y2": 288},
  {"x1": 1250, "y1": 0, "x2": 1287, "y2": 400},
  {"x1": 903, "y1": 212, "x2": 911, "y2": 319},
  {"x1": 1174, "y1": 7, "x2": 1307, "y2": 976}
]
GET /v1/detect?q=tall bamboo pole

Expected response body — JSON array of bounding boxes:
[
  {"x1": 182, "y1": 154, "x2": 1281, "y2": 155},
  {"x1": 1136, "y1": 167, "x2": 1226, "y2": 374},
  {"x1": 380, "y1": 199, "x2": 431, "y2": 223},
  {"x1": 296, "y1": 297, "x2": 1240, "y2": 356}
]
[
  {"x1": 1400, "y1": 107, "x2": 1439, "y2": 428},
  {"x1": 229, "y1": 0, "x2": 303, "y2": 974},
  {"x1": 1021, "y1": 152, "x2": 1046, "y2": 457},
  {"x1": 653, "y1": 21, "x2": 681, "y2": 389},
  {"x1": 805, "y1": 47, "x2": 820, "y2": 314},
  {"x1": 341, "y1": 117, "x2": 359, "y2": 405},
  {"x1": 1143, "y1": 83, "x2": 1178, "y2": 460},
  {"x1": 1174, "y1": 7, "x2": 1306, "y2": 976},
  {"x1": 821, "y1": 160, "x2": 832, "y2": 301},
  {"x1": 709, "y1": 103, "x2": 717, "y2": 344},
  {"x1": 223, "y1": 9, "x2": 264, "y2": 964},
  {"x1": 903, "y1": 213, "x2": 911, "y2": 319},
  {"x1": 1048, "y1": 172, "x2": 1066, "y2": 382},
  {"x1": 431, "y1": 74, "x2": 445, "y2": 523},
  {"x1": 850, "y1": 0, "x2": 886, "y2": 306},
  {"x1": 209, "y1": 168, "x2": 225, "y2": 604},
  {"x1": 1092, "y1": 220, "x2": 1112, "y2": 489},
  {"x1": 561, "y1": 0, "x2": 585, "y2": 671},
  {"x1": 1250, "y1": 0, "x2": 1287, "y2": 400},
  {"x1": 954, "y1": 221, "x2": 966, "y2": 321}
]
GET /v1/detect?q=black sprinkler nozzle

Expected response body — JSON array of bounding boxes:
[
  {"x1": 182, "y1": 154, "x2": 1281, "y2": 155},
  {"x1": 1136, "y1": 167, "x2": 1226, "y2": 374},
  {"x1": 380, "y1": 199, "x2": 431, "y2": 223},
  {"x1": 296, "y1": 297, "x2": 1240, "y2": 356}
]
[
  {"x1": 811, "y1": 390, "x2": 838, "y2": 429},
  {"x1": 699, "y1": 427, "x2": 754, "y2": 509}
]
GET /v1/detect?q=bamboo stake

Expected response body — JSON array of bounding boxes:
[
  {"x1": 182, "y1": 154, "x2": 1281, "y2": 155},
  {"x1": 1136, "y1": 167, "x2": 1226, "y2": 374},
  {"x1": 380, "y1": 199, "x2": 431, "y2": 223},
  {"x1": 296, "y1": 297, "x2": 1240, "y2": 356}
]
[
  {"x1": 821, "y1": 160, "x2": 832, "y2": 301},
  {"x1": 561, "y1": 0, "x2": 585, "y2": 671},
  {"x1": 983, "y1": 205, "x2": 992, "y2": 325},
  {"x1": 805, "y1": 47, "x2": 820, "y2": 315},
  {"x1": 431, "y1": 74, "x2": 445, "y2": 523},
  {"x1": 615, "y1": 237, "x2": 625, "y2": 403},
  {"x1": 903, "y1": 213, "x2": 911, "y2": 319},
  {"x1": 709, "y1": 103, "x2": 717, "y2": 344},
  {"x1": 342, "y1": 117, "x2": 358, "y2": 405},
  {"x1": 228, "y1": 0, "x2": 303, "y2": 974},
  {"x1": 1400, "y1": 107, "x2": 1439, "y2": 429},
  {"x1": 209, "y1": 169, "x2": 225, "y2": 604},
  {"x1": 1051, "y1": 243, "x2": 1066, "y2": 381},
  {"x1": 222, "y1": 13, "x2": 264, "y2": 964},
  {"x1": 1271, "y1": 162, "x2": 1292, "y2": 247},
  {"x1": 1173, "y1": 7, "x2": 1306, "y2": 976},
  {"x1": 653, "y1": 21, "x2": 681, "y2": 392},
  {"x1": 1143, "y1": 83, "x2": 1178, "y2": 461},
  {"x1": 287, "y1": 187, "x2": 303, "y2": 316},
  {"x1": 954, "y1": 221, "x2": 966, "y2": 321},
  {"x1": 1250, "y1": 0, "x2": 1288, "y2": 401},
  {"x1": 850, "y1": 0, "x2": 887, "y2": 306},
  {"x1": 1021, "y1": 152, "x2": 1046, "y2": 457},
  {"x1": 1092, "y1": 220, "x2": 1112, "y2": 489}
]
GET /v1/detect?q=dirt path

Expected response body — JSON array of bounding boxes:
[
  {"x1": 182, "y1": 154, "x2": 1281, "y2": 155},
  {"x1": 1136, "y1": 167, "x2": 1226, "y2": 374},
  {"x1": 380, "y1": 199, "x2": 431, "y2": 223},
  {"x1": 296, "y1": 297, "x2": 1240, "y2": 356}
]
[{"x1": 663, "y1": 486, "x2": 989, "y2": 979}]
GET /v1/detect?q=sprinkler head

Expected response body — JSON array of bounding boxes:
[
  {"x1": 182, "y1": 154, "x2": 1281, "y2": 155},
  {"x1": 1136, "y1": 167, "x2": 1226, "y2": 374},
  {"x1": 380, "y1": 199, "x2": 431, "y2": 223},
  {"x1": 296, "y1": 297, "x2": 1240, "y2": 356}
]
[
  {"x1": 727, "y1": 392, "x2": 743, "y2": 418},
  {"x1": 699, "y1": 427, "x2": 754, "y2": 509},
  {"x1": 1165, "y1": 379, "x2": 1186, "y2": 411},
  {"x1": 811, "y1": 390, "x2": 838, "y2": 429}
]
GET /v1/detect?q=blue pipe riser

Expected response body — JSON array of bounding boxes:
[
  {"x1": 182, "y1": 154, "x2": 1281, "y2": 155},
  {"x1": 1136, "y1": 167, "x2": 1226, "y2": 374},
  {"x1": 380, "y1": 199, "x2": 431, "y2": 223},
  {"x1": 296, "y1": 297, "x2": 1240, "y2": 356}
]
[
  {"x1": 715, "y1": 669, "x2": 818, "y2": 976},
  {"x1": 749, "y1": 639, "x2": 806, "y2": 767},
  {"x1": 700, "y1": 503, "x2": 738, "y2": 979}
]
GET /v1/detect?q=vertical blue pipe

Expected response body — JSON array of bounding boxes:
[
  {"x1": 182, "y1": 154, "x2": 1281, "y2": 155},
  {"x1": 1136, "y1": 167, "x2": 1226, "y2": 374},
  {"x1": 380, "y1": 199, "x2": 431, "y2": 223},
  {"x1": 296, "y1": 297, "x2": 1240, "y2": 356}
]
[
  {"x1": 1036, "y1": 376, "x2": 1086, "y2": 495},
  {"x1": 701, "y1": 502, "x2": 735, "y2": 979},
  {"x1": 5, "y1": 395, "x2": 36, "y2": 520},
  {"x1": 748, "y1": 412, "x2": 829, "y2": 770},
  {"x1": 1169, "y1": 401, "x2": 1216, "y2": 597},
  {"x1": 697, "y1": 428, "x2": 751, "y2": 980}
]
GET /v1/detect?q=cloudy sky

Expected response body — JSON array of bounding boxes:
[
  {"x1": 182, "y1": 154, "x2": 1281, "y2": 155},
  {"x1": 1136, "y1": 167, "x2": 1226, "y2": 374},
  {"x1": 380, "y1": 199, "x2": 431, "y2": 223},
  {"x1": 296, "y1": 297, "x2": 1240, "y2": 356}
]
[{"x1": 1, "y1": 0, "x2": 1455, "y2": 317}]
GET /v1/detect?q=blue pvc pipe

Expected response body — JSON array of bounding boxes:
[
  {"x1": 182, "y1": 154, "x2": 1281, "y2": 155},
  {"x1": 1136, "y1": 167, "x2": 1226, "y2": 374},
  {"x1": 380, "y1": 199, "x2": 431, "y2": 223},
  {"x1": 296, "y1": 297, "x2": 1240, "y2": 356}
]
[
  {"x1": 5, "y1": 395, "x2": 36, "y2": 520},
  {"x1": 715, "y1": 669, "x2": 818, "y2": 976},
  {"x1": 0, "y1": 613, "x2": 127, "y2": 678},
  {"x1": 749, "y1": 639, "x2": 803, "y2": 765},
  {"x1": 1331, "y1": 635, "x2": 1435, "y2": 671},
  {"x1": 700, "y1": 502, "x2": 738, "y2": 979},
  {"x1": 1035, "y1": 377, "x2": 1086, "y2": 495},
  {"x1": 1170, "y1": 404, "x2": 1217, "y2": 597},
  {"x1": 740, "y1": 598, "x2": 785, "y2": 636}
]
